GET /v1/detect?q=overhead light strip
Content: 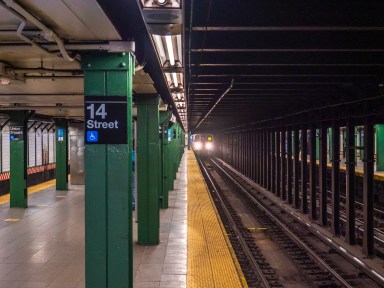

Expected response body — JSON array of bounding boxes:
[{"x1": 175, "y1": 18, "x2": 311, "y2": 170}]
[{"x1": 165, "y1": 36, "x2": 175, "y2": 66}]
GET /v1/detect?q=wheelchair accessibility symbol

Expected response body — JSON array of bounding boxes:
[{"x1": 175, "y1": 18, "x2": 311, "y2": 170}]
[{"x1": 87, "y1": 131, "x2": 98, "y2": 143}]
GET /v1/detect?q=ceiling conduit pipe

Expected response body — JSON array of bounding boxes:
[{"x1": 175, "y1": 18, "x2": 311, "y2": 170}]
[
  {"x1": 3, "y1": 0, "x2": 75, "y2": 62},
  {"x1": 16, "y1": 21, "x2": 50, "y2": 55},
  {"x1": 195, "y1": 78, "x2": 234, "y2": 129},
  {"x1": 0, "y1": 1, "x2": 51, "y2": 56}
]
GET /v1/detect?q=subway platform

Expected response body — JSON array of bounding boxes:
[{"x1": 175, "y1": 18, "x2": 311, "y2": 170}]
[{"x1": 0, "y1": 150, "x2": 244, "y2": 288}]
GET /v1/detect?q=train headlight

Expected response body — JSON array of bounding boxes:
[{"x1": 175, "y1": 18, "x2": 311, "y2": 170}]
[
  {"x1": 155, "y1": 0, "x2": 168, "y2": 6},
  {"x1": 194, "y1": 142, "x2": 202, "y2": 150},
  {"x1": 205, "y1": 142, "x2": 213, "y2": 150}
]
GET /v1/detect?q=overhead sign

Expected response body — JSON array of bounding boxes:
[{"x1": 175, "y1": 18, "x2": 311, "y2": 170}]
[
  {"x1": 10, "y1": 126, "x2": 23, "y2": 141},
  {"x1": 85, "y1": 96, "x2": 127, "y2": 144}
]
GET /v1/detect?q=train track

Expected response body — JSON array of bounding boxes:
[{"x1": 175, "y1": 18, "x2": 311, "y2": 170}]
[{"x1": 198, "y1": 155, "x2": 383, "y2": 288}]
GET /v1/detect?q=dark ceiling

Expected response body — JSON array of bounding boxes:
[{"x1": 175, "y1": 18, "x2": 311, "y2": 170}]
[{"x1": 184, "y1": 1, "x2": 384, "y2": 133}]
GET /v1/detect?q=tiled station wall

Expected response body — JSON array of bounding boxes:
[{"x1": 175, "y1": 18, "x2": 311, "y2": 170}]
[{"x1": 0, "y1": 124, "x2": 59, "y2": 195}]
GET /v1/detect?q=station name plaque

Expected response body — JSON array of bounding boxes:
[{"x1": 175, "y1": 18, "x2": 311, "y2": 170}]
[
  {"x1": 84, "y1": 96, "x2": 127, "y2": 144},
  {"x1": 10, "y1": 126, "x2": 23, "y2": 141}
]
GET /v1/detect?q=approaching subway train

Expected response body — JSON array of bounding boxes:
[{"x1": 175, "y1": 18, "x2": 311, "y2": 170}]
[{"x1": 191, "y1": 134, "x2": 214, "y2": 154}]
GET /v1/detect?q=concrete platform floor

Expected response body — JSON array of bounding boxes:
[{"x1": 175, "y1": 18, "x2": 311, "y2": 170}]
[{"x1": 0, "y1": 153, "x2": 187, "y2": 288}]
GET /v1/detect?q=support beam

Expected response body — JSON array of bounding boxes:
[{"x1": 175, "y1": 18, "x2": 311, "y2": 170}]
[
  {"x1": 263, "y1": 130, "x2": 267, "y2": 187},
  {"x1": 319, "y1": 127, "x2": 328, "y2": 226},
  {"x1": 293, "y1": 128, "x2": 300, "y2": 209},
  {"x1": 251, "y1": 132, "x2": 255, "y2": 181},
  {"x1": 376, "y1": 124, "x2": 384, "y2": 171},
  {"x1": 281, "y1": 128, "x2": 286, "y2": 200},
  {"x1": 345, "y1": 122, "x2": 356, "y2": 245},
  {"x1": 301, "y1": 127, "x2": 308, "y2": 214},
  {"x1": 248, "y1": 133, "x2": 252, "y2": 178},
  {"x1": 270, "y1": 130, "x2": 276, "y2": 193},
  {"x1": 287, "y1": 129, "x2": 293, "y2": 204},
  {"x1": 168, "y1": 123, "x2": 175, "y2": 191},
  {"x1": 256, "y1": 132, "x2": 260, "y2": 183},
  {"x1": 9, "y1": 111, "x2": 29, "y2": 208},
  {"x1": 137, "y1": 94, "x2": 161, "y2": 245},
  {"x1": 309, "y1": 127, "x2": 317, "y2": 220},
  {"x1": 241, "y1": 133, "x2": 244, "y2": 175},
  {"x1": 82, "y1": 52, "x2": 134, "y2": 288},
  {"x1": 331, "y1": 123, "x2": 341, "y2": 235},
  {"x1": 55, "y1": 118, "x2": 68, "y2": 190},
  {"x1": 160, "y1": 111, "x2": 172, "y2": 209},
  {"x1": 266, "y1": 130, "x2": 271, "y2": 190},
  {"x1": 363, "y1": 122, "x2": 375, "y2": 256},
  {"x1": 275, "y1": 130, "x2": 281, "y2": 197}
]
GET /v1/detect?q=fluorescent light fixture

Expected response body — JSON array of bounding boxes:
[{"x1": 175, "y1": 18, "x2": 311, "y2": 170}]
[
  {"x1": 151, "y1": 35, "x2": 182, "y2": 68},
  {"x1": 153, "y1": 35, "x2": 166, "y2": 65},
  {"x1": 165, "y1": 35, "x2": 175, "y2": 66},
  {"x1": 165, "y1": 73, "x2": 172, "y2": 85},
  {"x1": 172, "y1": 72, "x2": 178, "y2": 87},
  {"x1": 0, "y1": 77, "x2": 10, "y2": 85},
  {"x1": 172, "y1": 93, "x2": 185, "y2": 101},
  {"x1": 177, "y1": 35, "x2": 182, "y2": 64}
]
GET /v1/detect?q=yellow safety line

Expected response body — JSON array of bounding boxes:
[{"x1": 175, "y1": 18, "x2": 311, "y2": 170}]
[
  {"x1": 207, "y1": 176, "x2": 249, "y2": 288},
  {"x1": 187, "y1": 151, "x2": 245, "y2": 288},
  {"x1": 0, "y1": 179, "x2": 56, "y2": 205}
]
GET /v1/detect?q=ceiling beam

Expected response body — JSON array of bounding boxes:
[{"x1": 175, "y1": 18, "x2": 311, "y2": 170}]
[
  {"x1": 190, "y1": 49, "x2": 384, "y2": 52},
  {"x1": 192, "y1": 26, "x2": 384, "y2": 32}
]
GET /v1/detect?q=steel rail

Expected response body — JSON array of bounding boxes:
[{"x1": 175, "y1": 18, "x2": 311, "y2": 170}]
[
  {"x1": 210, "y1": 157, "x2": 354, "y2": 288},
  {"x1": 217, "y1": 157, "x2": 384, "y2": 286},
  {"x1": 198, "y1": 158, "x2": 272, "y2": 288}
]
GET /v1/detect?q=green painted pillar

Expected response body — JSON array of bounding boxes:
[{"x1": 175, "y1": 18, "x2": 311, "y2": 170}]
[
  {"x1": 376, "y1": 124, "x2": 384, "y2": 171},
  {"x1": 55, "y1": 119, "x2": 68, "y2": 190},
  {"x1": 316, "y1": 129, "x2": 320, "y2": 160},
  {"x1": 360, "y1": 128, "x2": 364, "y2": 160},
  {"x1": 160, "y1": 111, "x2": 172, "y2": 208},
  {"x1": 82, "y1": 52, "x2": 134, "y2": 288},
  {"x1": 9, "y1": 111, "x2": 29, "y2": 208},
  {"x1": 173, "y1": 125, "x2": 178, "y2": 181},
  {"x1": 137, "y1": 94, "x2": 160, "y2": 245},
  {"x1": 342, "y1": 128, "x2": 346, "y2": 159},
  {"x1": 180, "y1": 129, "x2": 184, "y2": 160},
  {"x1": 168, "y1": 123, "x2": 174, "y2": 191}
]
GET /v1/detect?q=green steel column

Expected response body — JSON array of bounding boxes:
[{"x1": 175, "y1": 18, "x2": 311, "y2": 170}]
[
  {"x1": 316, "y1": 129, "x2": 320, "y2": 160},
  {"x1": 168, "y1": 123, "x2": 174, "y2": 191},
  {"x1": 177, "y1": 126, "x2": 181, "y2": 171},
  {"x1": 9, "y1": 111, "x2": 29, "y2": 208},
  {"x1": 360, "y1": 128, "x2": 364, "y2": 160},
  {"x1": 55, "y1": 119, "x2": 68, "y2": 190},
  {"x1": 82, "y1": 52, "x2": 134, "y2": 288},
  {"x1": 160, "y1": 111, "x2": 172, "y2": 208},
  {"x1": 377, "y1": 124, "x2": 384, "y2": 171},
  {"x1": 173, "y1": 125, "x2": 178, "y2": 181},
  {"x1": 180, "y1": 129, "x2": 184, "y2": 160},
  {"x1": 137, "y1": 94, "x2": 160, "y2": 245}
]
